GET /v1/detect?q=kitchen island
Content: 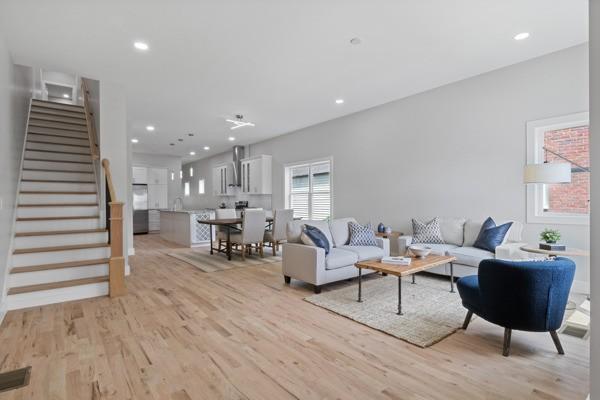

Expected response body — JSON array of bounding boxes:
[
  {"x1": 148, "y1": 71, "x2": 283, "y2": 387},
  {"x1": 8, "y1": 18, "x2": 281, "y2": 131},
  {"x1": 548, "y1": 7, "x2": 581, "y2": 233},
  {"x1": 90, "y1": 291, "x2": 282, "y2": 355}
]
[{"x1": 160, "y1": 210, "x2": 215, "y2": 247}]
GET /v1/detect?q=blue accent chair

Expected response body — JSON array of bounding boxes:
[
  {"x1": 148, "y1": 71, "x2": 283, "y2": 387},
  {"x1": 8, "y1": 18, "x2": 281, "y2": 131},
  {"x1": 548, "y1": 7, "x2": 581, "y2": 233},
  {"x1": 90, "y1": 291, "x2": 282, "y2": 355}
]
[{"x1": 457, "y1": 257, "x2": 575, "y2": 356}]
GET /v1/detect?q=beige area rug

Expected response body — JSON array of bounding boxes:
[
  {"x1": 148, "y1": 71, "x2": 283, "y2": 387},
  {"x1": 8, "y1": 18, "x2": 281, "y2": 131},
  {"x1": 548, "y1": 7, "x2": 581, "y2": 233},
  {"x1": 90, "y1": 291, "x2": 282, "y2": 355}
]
[
  {"x1": 305, "y1": 274, "x2": 471, "y2": 348},
  {"x1": 167, "y1": 248, "x2": 281, "y2": 272}
]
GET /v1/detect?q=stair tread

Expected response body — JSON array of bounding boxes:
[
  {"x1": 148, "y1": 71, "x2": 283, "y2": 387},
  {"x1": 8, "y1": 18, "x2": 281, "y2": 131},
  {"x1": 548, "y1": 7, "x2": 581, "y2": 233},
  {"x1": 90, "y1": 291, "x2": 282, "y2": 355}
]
[
  {"x1": 7, "y1": 276, "x2": 109, "y2": 295},
  {"x1": 27, "y1": 140, "x2": 90, "y2": 148},
  {"x1": 32, "y1": 100, "x2": 84, "y2": 110},
  {"x1": 20, "y1": 191, "x2": 97, "y2": 194},
  {"x1": 28, "y1": 133, "x2": 89, "y2": 142},
  {"x1": 28, "y1": 128, "x2": 88, "y2": 139},
  {"x1": 15, "y1": 228, "x2": 107, "y2": 237},
  {"x1": 30, "y1": 107, "x2": 85, "y2": 119},
  {"x1": 18, "y1": 203, "x2": 98, "y2": 207},
  {"x1": 10, "y1": 258, "x2": 110, "y2": 274},
  {"x1": 22, "y1": 168, "x2": 93, "y2": 174},
  {"x1": 29, "y1": 121, "x2": 88, "y2": 133},
  {"x1": 14, "y1": 242, "x2": 108, "y2": 254},
  {"x1": 21, "y1": 179, "x2": 95, "y2": 183},
  {"x1": 17, "y1": 215, "x2": 99, "y2": 221},
  {"x1": 24, "y1": 149, "x2": 91, "y2": 155},
  {"x1": 29, "y1": 114, "x2": 87, "y2": 126},
  {"x1": 24, "y1": 158, "x2": 92, "y2": 164}
]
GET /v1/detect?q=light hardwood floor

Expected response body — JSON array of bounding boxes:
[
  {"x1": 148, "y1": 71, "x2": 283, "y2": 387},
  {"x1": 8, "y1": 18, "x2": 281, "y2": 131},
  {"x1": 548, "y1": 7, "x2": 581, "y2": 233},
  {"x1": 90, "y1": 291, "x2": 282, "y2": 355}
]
[{"x1": 0, "y1": 234, "x2": 589, "y2": 399}]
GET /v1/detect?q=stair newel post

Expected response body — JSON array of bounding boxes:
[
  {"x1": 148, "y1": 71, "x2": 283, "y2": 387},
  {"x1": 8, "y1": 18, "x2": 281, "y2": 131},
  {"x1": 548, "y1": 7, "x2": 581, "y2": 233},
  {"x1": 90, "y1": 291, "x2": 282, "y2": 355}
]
[{"x1": 108, "y1": 201, "x2": 126, "y2": 297}]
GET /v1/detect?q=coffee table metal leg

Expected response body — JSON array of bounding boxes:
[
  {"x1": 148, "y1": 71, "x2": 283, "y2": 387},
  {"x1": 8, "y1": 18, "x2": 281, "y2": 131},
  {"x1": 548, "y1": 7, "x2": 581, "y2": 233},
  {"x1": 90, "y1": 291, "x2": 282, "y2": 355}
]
[
  {"x1": 412, "y1": 275, "x2": 416, "y2": 284},
  {"x1": 450, "y1": 262, "x2": 455, "y2": 293},
  {"x1": 397, "y1": 277, "x2": 403, "y2": 315},
  {"x1": 357, "y1": 267, "x2": 362, "y2": 302}
]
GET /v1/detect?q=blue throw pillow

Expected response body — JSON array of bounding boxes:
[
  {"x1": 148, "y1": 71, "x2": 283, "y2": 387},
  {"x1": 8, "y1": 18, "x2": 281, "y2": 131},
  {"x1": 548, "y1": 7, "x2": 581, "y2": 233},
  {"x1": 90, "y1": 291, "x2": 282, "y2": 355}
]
[
  {"x1": 473, "y1": 217, "x2": 513, "y2": 253},
  {"x1": 348, "y1": 222, "x2": 378, "y2": 246},
  {"x1": 301, "y1": 225, "x2": 331, "y2": 255}
]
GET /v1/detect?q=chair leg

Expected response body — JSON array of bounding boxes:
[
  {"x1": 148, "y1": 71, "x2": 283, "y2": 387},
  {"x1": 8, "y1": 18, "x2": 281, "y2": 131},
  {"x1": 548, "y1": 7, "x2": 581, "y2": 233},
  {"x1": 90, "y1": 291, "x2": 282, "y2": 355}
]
[
  {"x1": 259, "y1": 242, "x2": 264, "y2": 258},
  {"x1": 272, "y1": 241, "x2": 277, "y2": 256},
  {"x1": 241, "y1": 245, "x2": 246, "y2": 261},
  {"x1": 284, "y1": 275, "x2": 291, "y2": 284},
  {"x1": 503, "y1": 328, "x2": 512, "y2": 357},
  {"x1": 462, "y1": 310, "x2": 473, "y2": 330},
  {"x1": 550, "y1": 331, "x2": 565, "y2": 355}
]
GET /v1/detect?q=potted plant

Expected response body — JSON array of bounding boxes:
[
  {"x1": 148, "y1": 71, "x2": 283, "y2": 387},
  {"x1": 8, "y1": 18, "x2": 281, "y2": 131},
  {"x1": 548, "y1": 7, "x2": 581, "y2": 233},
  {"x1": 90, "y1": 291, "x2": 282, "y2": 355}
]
[{"x1": 540, "y1": 228, "x2": 561, "y2": 244}]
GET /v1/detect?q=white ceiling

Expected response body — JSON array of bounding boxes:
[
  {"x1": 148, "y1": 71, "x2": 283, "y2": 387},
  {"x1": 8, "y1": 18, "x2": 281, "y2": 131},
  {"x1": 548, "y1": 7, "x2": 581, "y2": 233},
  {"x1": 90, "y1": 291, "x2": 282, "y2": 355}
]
[{"x1": 0, "y1": 0, "x2": 588, "y2": 162}]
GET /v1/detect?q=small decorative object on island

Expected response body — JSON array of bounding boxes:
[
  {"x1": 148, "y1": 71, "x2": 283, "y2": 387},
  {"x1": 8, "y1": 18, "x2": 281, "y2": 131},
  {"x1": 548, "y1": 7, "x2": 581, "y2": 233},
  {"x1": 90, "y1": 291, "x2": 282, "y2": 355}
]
[
  {"x1": 385, "y1": 226, "x2": 393, "y2": 234},
  {"x1": 539, "y1": 228, "x2": 566, "y2": 251},
  {"x1": 377, "y1": 222, "x2": 385, "y2": 233}
]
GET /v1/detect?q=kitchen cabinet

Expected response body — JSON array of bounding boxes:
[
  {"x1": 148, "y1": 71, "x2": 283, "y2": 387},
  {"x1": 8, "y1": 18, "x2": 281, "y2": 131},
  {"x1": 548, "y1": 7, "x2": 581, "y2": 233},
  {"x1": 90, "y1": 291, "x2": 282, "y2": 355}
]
[
  {"x1": 132, "y1": 166, "x2": 148, "y2": 184},
  {"x1": 241, "y1": 155, "x2": 272, "y2": 195},
  {"x1": 148, "y1": 168, "x2": 168, "y2": 185},
  {"x1": 148, "y1": 209, "x2": 161, "y2": 231},
  {"x1": 148, "y1": 184, "x2": 168, "y2": 209},
  {"x1": 212, "y1": 164, "x2": 234, "y2": 196}
]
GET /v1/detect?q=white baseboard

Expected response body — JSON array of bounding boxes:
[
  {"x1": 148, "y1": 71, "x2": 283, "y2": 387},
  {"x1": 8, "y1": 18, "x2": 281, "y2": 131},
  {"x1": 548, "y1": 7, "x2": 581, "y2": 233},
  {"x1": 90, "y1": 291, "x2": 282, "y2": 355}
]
[
  {"x1": 572, "y1": 279, "x2": 589, "y2": 295},
  {"x1": 0, "y1": 302, "x2": 7, "y2": 327},
  {"x1": 128, "y1": 247, "x2": 135, "y2": 256}
]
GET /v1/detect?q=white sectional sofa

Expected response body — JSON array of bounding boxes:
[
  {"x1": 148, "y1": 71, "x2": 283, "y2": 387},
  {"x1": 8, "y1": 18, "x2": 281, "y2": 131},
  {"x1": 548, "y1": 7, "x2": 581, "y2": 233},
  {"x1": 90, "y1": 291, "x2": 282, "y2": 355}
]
[
  {"x1": 397, "y1": 218, "x2": 525, "y2": 278},
  {"x1": 282, "y1": 218, "x2": 390, "y2": 293}
]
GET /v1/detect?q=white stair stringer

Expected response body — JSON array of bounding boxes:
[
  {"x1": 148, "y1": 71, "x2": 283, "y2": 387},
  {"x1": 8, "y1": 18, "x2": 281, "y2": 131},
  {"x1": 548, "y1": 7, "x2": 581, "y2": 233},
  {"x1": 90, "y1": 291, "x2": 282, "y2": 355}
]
[{"x1": 6, "y1": 281, "x2": 109, "y2": 311}]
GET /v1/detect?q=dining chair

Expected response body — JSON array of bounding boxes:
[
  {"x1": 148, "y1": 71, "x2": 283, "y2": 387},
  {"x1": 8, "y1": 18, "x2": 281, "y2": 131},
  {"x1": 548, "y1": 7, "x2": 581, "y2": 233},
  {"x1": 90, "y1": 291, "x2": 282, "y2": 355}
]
[
  {"x1": 264, "y1": 209, "x2": 293, "y2": 256},
  {"x1": 230, "y1": 209, "x2": 267, "y2": 260},
  {"x1": 215, "y1": 208, "x2": 237, "y2": 253}
]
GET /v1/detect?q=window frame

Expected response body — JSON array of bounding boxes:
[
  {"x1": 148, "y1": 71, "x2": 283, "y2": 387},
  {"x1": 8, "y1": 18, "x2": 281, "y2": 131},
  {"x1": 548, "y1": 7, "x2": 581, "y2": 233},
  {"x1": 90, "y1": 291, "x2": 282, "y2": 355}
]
[
  {"x1": 284, "y1": 157, "x2": 333, "y2": 220},
  {"x1": 526, "y1": 112, "x2": 589, "y2": 225}
]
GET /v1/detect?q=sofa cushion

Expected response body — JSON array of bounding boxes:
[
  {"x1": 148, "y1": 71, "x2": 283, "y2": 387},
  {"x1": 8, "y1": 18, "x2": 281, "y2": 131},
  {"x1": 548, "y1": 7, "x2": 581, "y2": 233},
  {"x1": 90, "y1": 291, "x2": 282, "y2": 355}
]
[
  {"x1": 448, "y1": 246, "x2": 495, "y2": 268},
  {"x1": 287, "y1": 220, "x2": 333, "y2": 245},
  {"x1": 338, "y1": 245, "x2": 384, "y2": 262},
  {"x1": 463, "y1": 220, "x2": 483, "y2": 247},
  {"x1": 328, "y1": 217, "x2": 357, "y2": 247},
  {"x1": 325, "y1": 248, "x2": 359, "y2": 270},
  {"x1": 439, "y1": 217, "x2": 466, "y2": 246},
  {"x1": 412, "y1": 217, "x2": 444, "y2": 244},
  {"x1": 422, "y1": 243, "x2": 459, "y2": 256}
]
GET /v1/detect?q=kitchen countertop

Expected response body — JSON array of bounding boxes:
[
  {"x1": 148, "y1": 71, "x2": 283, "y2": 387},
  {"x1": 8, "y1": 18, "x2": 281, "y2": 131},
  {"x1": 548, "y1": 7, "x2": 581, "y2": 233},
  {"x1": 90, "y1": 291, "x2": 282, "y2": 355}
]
[{"x1": 161, "y1": 209, "x2": 215, "y2": 214}]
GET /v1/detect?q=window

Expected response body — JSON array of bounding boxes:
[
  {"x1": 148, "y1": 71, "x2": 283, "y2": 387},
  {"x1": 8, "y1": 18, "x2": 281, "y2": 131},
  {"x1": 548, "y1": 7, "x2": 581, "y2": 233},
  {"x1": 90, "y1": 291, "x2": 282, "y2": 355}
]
[
  {"x1": 180, "y1": 170, "x2": 183, "y2": 179},
  {"x1": 184, "y1": 182, "x2": 190, "y2": 196},
  {"x1": 171, "y1": 171, "x2": 175, "y2": 181},
  {"x1": 189, "y1": 167, "x2": 194, "y2": 177},
  {"x1": 526, "y1": 112, "x2": 589, "y2": 225},
  {"x1": 198, "y1": 179, "x2": 205, "y2": 194},
  {"x1": 285, "y1": 158, "x2": 332, "y2": 220}
]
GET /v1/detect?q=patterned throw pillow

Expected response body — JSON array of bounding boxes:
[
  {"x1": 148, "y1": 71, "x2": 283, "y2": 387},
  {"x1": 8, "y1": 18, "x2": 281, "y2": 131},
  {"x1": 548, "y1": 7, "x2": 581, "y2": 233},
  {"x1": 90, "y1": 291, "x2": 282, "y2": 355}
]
[
  {"x1": 348, "y1": 222, "x2": 378, "y2": 246},
  {"x1": 301, "y1": 225, "x2": 331, "y2": 255},
  {"x1": 412, "y1": 218, "x2": 444, "y2": 244}
]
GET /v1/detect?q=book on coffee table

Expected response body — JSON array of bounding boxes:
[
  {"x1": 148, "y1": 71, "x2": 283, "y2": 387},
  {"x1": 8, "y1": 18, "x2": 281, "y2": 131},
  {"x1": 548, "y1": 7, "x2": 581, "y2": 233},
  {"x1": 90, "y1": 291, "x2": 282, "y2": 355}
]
[{"x1": 381, "y1": 256, "x2": 411, "y2": 266}]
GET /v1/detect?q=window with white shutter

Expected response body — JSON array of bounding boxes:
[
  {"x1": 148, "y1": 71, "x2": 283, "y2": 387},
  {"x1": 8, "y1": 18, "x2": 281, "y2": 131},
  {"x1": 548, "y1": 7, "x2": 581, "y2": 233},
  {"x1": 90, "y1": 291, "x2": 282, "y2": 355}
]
[{"x1": 285, "y1": 159, "x2": 332, "y2": 220}]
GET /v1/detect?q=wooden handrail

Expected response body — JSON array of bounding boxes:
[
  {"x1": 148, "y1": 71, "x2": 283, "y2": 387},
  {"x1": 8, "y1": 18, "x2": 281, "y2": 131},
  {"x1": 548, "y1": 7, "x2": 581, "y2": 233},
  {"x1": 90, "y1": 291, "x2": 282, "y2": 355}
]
[
  {"x1": 81, "y1": 78, "x2": 99, "y2": 160},
  {"x1": 101, "y1": 158, "x2": 126, "y2": 298}
]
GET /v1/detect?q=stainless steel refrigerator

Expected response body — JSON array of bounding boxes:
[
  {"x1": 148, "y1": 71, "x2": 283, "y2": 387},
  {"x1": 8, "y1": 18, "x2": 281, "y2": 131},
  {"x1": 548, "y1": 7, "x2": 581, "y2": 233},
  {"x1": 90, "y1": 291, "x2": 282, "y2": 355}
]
[{"x1": 133, "y1": 184, "x2": 149, "y2": 234}]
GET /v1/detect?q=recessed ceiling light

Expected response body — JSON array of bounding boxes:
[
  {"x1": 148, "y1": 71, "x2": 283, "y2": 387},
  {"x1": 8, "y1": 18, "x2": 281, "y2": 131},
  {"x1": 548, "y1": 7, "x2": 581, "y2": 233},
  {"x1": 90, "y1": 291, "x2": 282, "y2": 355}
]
[
  {"x1": 169, "y1": 143, "x2": 175, "y2": 146},
  {"x1": 189, "y1": 151, "x2": 196, "y2": 156},
  {"x1": 514, "y1": 32, "x2": 530, "y2": 41},
  {"x1": 188, "y1": 133, "x2": 194, "y2": 136},
  {"x1": 62, "y1": 94, "x2": 70, "y2": 98},
  {"x1": 134, "y1": 41, "x2": 149, "y2": 51},
  {"x1": 178, "y1": 138, "x2": 183, "y2": 142},
  {"x1": 131, "y1": 138, "x2": 139, "y2": 143},
  {"x1": 335, "y1": 99, "x2": 344, "y2": 104},
  {"x1": 350, "y1": 37, "x2": 362, "y2": 45},
  {"x1": 203, "y1": 146, "x2": 210, "y2": 151},
  {"x1": 146, "y1": 125, "x2": 155, "y2": 131},
  {"x1": 228, "y1": 136, "x2": 235, "y2": 141}
]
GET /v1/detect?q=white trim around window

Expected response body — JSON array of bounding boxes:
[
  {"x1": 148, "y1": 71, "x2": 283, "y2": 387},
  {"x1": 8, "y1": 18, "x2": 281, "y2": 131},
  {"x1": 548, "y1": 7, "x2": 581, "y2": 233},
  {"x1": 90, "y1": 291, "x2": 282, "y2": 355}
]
[{"x1": 526, "y1": 112, "x2": 589, "y2": 225}]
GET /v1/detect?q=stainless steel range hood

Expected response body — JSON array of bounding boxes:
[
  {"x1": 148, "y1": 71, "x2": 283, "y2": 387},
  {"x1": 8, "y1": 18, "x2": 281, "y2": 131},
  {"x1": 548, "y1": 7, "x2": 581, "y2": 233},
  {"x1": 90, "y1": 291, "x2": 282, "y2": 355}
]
[{"x1": 229, "y1": 145, "x2": 245, "y2": 187}]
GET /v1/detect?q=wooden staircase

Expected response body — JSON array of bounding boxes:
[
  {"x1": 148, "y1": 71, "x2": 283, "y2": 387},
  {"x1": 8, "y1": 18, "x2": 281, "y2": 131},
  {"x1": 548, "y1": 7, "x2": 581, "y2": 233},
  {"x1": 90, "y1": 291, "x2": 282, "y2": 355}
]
[{"x1": 5, "y1": 98, "x2": 119, "y2": 310}]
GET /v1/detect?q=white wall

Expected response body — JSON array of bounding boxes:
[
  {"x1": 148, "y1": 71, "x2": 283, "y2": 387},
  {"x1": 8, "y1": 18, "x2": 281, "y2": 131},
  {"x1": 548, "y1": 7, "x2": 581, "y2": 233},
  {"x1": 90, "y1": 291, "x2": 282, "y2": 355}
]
[
  {"x1": 589, "y1": 1, "x2": 598, "y2": 398},
  {"x1": 99, "y1": 81, "x2": 132, "y2": 264},
  {"x1": 184, "y1": 44, "x2": 590, "y2": 289},
  {"x1": 0, "y1": 36, "x2": 33, "y2": 311},
  {"x1": 132, "y1": 152, "x2": 184, "y2": 206}
]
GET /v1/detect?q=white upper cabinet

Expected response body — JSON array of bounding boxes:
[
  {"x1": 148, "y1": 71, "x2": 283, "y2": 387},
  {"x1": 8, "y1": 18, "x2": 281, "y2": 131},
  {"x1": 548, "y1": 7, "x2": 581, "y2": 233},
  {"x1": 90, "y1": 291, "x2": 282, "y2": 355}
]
[
  {"x1": 241, "y1": 155, "x2": 272, "y2": 195},
  {"x1": 213, "y1": 163, "x2": 234, "y2": 196},
  {"x1": 148, "y1": 184, "x2": 168, "y2": 209},
  {"x1": 148, "y1": 168, "x2": 168, "y2": 185},
  {"x1": 132, "y1": 166, "x2": 148, "y2": 184}
]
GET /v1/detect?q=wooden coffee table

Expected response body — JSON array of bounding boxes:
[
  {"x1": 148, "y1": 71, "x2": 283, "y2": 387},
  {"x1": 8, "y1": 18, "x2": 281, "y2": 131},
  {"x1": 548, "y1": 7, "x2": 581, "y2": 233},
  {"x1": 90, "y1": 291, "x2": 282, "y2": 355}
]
[{"x1": 355, "y1": 255, "x2": 457, "y2": 315}]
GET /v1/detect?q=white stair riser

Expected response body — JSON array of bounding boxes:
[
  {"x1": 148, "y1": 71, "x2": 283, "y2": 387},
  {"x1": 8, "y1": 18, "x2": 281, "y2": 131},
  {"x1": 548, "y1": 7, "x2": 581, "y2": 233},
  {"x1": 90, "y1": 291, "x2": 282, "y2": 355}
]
[
  {"x1": 12, "y1": 247, "x2": 110, "y2": 267},
  {"x1": 29, "y1": 113, "x2": 86, "y2": 125},
  {"x1": 14, "y1": 231, "x2": 107, "y2": 249},
  {"x1": 9, "y1": 264, "x2": 109, "y2": 287},
  {"x1": 19, "y1": 193, "x2": 97, "y2": 205},
  {"x1": 28, "y1": 126, "x2": 88, "y2": 139},
  {"x1": 29, "y1": 120, "x2": 87, "y2": 132},
  {"x1": 30, "y1": 107, "x2": 85, "y2": 118},
  {"x1": 6, "y1": 282, "x2": 108, "y2": 311},
  {"x1": 23, "y1": 159, "x2": 93, "y2": 172},
  {"x1": 21, "y1": 181, "x2": 96, "y2": 192},
  {"x1": 22, "y1": 170, "x2": 94, "y2": 182},
  {"x1": 25, "y1": 150, "x2": 91, "y2": 163},
  {"x1": 17, "y1": 206, "x2": 99, "y2": 218},
  {"x1": 16, "y1": 218, "x2": 101, "y2": 233},
  {"x1": 26, "y1": 142, "x2": 90, "y2": 154},
  {"x1": 28, "y1": 133, "x2": 89, "y2": 146}
]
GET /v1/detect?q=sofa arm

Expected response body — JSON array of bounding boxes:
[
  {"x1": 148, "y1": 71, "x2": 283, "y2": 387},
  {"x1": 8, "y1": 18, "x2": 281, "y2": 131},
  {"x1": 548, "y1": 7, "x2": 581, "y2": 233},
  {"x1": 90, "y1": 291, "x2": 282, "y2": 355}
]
[
  {"x1": 397, "y1": 235, "x2": 413, "y2": 256},
  {"x1": 375, "y1": 237, "x2": 390, "y2": 257},
  {"x1": 495, "y1": 242, "x2": 541, "y2": 261},
  {"x1": 282, "y1": 243, "x2": 326, "y2": 285}
]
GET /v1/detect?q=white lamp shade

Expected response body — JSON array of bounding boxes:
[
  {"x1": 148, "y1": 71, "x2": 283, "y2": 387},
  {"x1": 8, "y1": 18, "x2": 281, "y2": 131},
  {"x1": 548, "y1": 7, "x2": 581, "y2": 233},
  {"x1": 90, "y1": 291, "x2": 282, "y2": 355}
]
[{"x1": 524, "y1": 163, "x2": 571, "y2": 184}]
